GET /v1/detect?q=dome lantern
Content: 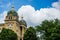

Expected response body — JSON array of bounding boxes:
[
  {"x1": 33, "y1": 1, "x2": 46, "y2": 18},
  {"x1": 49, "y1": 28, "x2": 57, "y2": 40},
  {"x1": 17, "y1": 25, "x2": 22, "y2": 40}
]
[{"x1": 11, "y1": 4, "x2": 14, "y2": 10}]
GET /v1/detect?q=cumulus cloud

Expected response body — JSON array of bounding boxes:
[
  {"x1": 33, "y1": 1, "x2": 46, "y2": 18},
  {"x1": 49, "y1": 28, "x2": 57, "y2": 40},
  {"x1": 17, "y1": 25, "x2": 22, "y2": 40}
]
[
  {"x1": 0, "y1": 11, "x2": 7, "y2": 24},
  {"x1": 52, "y1": 0, "x2": 60, "y2": 9},
  {"x1": 18, "y1": 5, "x2": 60, "y2": 26},
  {"x1": 18, "y1": 5, "x2": 35, "y2": 26}
]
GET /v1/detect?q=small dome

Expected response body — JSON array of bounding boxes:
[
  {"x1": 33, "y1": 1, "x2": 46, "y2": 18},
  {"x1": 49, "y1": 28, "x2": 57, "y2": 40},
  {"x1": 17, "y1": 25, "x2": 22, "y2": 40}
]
[
  {"x1": 19, "y1": 20, "x2": 27, "y2": 27},
  {"x1": 7, "y1": 10, "x2": 18, "y2": 16}
]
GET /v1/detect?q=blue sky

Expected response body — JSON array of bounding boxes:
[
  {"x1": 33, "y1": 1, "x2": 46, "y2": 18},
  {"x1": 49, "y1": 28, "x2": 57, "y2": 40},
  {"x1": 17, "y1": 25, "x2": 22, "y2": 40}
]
[
  {"x1": 0, "y1": 0, "x2": 58, "y2": 13},
  {"x1": 0, "y1": 0, "x2": 60, "y2": 26}
]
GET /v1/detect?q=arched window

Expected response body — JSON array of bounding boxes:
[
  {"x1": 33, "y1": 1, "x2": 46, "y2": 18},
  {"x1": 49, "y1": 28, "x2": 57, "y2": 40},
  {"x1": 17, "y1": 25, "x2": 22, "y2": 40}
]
[
  {"x1": 9, "y1": 17, "x2": 12, "y2": 19},
  {"x1": 10, "y1": 17, "x2": 12, "y2": 19},
  {"x1": 20, "y1": 26, "x2": 22, "y2": 38},
  {"x1": 20, "y1": 26, "x2": 22, "y2": 32},
  {"x1": 20, "y1": 38, "x2": 22, "y2": 40}
]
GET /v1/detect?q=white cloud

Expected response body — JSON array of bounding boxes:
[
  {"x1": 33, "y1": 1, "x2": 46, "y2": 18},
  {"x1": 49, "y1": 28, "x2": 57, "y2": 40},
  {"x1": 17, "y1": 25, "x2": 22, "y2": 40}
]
[
  {"x1": 52, "y1": 0, "x2": 60, "y2": 10},
  {"x1": 0, "y1": 11, "x2": 7, "y2": 24},
  {"x1": 18, "y1": 5, "x2": 35, "y2": 26}
]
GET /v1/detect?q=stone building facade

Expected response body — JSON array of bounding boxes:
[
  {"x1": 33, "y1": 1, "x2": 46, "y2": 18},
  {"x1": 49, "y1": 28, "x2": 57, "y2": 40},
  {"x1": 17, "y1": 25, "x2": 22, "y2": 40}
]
[{"x1": 0, "y1": 5, "x2": 27, "y2": 40}]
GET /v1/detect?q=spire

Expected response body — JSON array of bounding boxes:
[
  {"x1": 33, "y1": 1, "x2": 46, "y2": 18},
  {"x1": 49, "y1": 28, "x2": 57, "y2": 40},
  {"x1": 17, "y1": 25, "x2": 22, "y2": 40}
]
[{"x1": 11, "y1": 4, "x2": 14, "y2": 10}]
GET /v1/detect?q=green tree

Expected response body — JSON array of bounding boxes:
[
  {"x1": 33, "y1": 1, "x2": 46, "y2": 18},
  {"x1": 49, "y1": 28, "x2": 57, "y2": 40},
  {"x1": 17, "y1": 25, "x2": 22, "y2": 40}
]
[
  {"x1": 36, "y1": 19, "x2": 60, "y2": 40},
  {"x1": 0, "y1": 28, "x2": 18, "y2": 40},
  {"x1": 24, "y1": 27, "x2": 38, "y2": 40}
]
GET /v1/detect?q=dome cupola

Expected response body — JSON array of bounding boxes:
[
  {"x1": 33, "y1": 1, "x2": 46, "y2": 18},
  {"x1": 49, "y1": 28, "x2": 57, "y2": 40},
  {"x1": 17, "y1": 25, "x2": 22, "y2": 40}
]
[
  {"x1": 7, "y1": 5, "x2": 18, "y2": 16},
  {"x1": 19, "y1": 16, "x2": 27, "y2": 27}
]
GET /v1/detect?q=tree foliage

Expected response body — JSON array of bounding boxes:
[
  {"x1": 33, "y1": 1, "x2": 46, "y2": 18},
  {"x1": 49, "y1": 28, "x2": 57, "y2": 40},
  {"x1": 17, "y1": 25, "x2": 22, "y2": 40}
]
[
  {"x1": 24, "y1": 27, "x2": 38, "y2": 40},
  {"x1": 36, "y1": 19, "x2": 60, "y2": 40},
  {"x1": 0, "y1": 28, "x2": 18, "y2": 40}
]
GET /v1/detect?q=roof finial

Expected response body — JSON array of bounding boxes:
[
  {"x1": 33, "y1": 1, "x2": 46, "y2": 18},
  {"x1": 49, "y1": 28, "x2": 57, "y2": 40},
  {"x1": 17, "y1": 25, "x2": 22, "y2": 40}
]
[
  {"x1": 11, "y1": 4, "x2": 14, "y2": 10},
  {"x1": 21, "y1": 13, "x2": 24, "y2": 20}
]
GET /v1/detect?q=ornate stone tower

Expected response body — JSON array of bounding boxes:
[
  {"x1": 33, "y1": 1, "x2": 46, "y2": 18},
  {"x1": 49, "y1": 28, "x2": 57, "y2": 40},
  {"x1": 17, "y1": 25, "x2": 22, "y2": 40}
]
[
  {"x1": 19, "y1": 16, "x2": 27, "y2": 40},
  {"x1": 4, "y1": 4, "x2": 19, "y2": 31},
  {"x1": 4, "y1": 5, "x2": 27, "y2": 40}
]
